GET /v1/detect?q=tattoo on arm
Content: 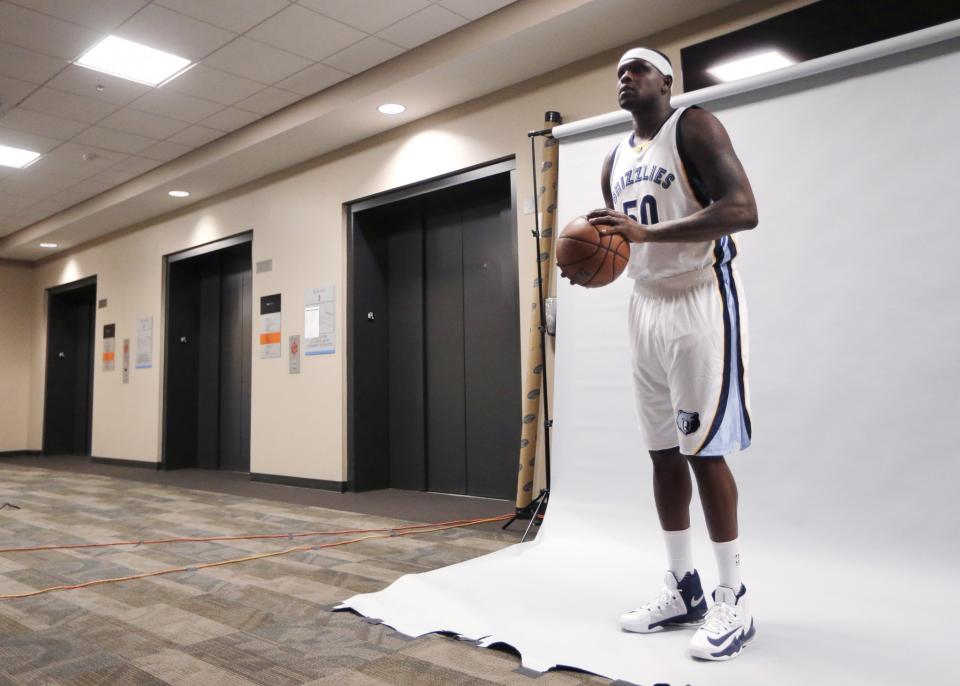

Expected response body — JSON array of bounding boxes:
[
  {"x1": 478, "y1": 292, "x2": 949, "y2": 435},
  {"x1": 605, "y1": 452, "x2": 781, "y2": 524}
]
[{"x1": 679, "y1": 108, "x2": 757, "y2": 228}]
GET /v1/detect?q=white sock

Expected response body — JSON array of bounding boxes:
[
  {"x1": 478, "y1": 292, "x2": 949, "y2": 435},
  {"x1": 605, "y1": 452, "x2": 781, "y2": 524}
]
[
  {"x1": 712, "y1": 538, "x2": 742, "y2": 590},
  {"x1": 663, "y1": 528, "x2": 694, "y2": 579}
]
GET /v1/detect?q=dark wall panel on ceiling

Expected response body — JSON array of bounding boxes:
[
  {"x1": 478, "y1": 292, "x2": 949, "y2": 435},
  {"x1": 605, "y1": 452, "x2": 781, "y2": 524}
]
[{"x1": 681, "y1": 0, "x2": 960, "y2": 91}]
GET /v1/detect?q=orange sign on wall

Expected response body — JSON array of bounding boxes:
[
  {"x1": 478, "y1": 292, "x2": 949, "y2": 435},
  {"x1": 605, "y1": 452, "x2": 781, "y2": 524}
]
[{"x1": 259, "y1": 294, "x2": 281, "y2": 359}]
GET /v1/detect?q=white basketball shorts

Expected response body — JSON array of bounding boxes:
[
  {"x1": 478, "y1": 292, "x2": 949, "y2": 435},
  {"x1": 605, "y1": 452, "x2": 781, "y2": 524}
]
[{"x1": 627, "y1": 264, "x2": 752, "y2": 456}]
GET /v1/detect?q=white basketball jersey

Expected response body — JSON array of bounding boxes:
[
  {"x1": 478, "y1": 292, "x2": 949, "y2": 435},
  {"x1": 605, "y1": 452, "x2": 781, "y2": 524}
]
[{"x1": 609, "y1": 106, "x2": 737, "y2": 282}]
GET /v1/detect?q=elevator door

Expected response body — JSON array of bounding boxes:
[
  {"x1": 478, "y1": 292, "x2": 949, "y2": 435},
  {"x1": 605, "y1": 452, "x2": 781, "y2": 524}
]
[
  {"x1": 164, "y1": 240, "x2": 251, "y2": 471},
  {"x1": 43, "y1": 279, "x2": 96, "y2": 455},
  {"x1": 352, "y1": 172, "x2": 521, "y2": 498}
]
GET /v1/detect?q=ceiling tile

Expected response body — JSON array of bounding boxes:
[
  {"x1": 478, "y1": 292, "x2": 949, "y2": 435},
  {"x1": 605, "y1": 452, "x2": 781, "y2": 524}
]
[
  {"x1": 276, "y1": 62, "x2": 350, "y2": 95},
  {"x1": 0, "y1": 73, "x2": 40, "y2": 109},
  {"x1": 113, "y1": 155, "x2": 162, "y2": 174},
  {"x1": 200, "y1": 107, "x2": 261, "y2": 133},
  {"x1": 74, "y1": 125, "x2": 157, "y2": 154},
  {"x1": 114, "y1": 4, "x2": 236, "y2": 62},
  {"x1": 167, "y1": 65, "x2": 264, "y2": 106},
  {"x1": 98, "y1": 108, "x2": 188, "y2": 139},
  {"x1": 27, "y1": 195, "x2": 76, "y2": 216},
  {"x1": 0, "y1": 126, "x2": 63, "y2": 153},
  {"x1": 68, "y1": 177, "x2": 116, "y2": 197},
  {"x1": 89, "y1": 165, "x2": 139, "y2": 186},
  {"x1": 8, "y1": 205, "x2": 54, "y2": 225},
  {"x1": 248, "y1": 5, "x2": 365, "y2": 61},
  {"x1": 154, "y1": 0, "x2": 289, "y2": 35},
  {"x1": 140, "y1": 140, "x2": 193, "y2": 162},
  {"x1": 0, "y1": 42, "x2": 68, "y2": 84},
  {"x1": 20, "y1": 88, "x2": 119, "y2": 124},
  {"x1": 44, "y1": 142, "x2": 127, "y2": 171},
  {"x1": 234, "y1": 87, "x2": 301, "y2": 115},
  {"x1": 0, "y1": 107, "x2": 89, "y2": 139},
  {"x1": 299, "y1": 0, "x2": 431, "y2": 34},
  {"x1": 0, "y1": 3, "x2": 100, "y2": 60},
  {"x1": 49, "y1": 185, "x2": 108, "y2": 207},
  {"x1": 2, "y1": 167, "x2": 80, "y2": 194},
  {"x1": 0, "y1": 191, "x2": 36, "y2": 214},
  {"x1": 438, "y1": 0, "x2": 515, "y2": 21},
  {"x1": 377, "y1": 5, "x2": 467, "y2": 49},
  {"x1": 204, "y1": 37, "x2": 312, "y2": 84},
  {"x1": 323, "y1": 36, "x2": 405, "y2": 75},
  {"x1": 166, "y1": 125, "x2": 223, "y2": 147},
  {"x1": 22, "y1": 154, "x2": 102, "y2": 181},
  {"x1": 7, "y1": 0, "x2": 149, "y2": 31},
  {"x1": 0, "y1": 178, "x2": 48, "y2": 199},
  {"x1": 129, "y1": 90, "x2": 224, "y2": 124},
  {"x1": 45, "y1": 65, "x2": 153, "y2": 106}
]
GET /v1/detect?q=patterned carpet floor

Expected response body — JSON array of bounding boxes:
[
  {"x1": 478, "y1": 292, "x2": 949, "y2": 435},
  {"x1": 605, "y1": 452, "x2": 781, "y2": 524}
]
[{"x1": 0, "y1": 465, "x2": 609, "y2": 685}]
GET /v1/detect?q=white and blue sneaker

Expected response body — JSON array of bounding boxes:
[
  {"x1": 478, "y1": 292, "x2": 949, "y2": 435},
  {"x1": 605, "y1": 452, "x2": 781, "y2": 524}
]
[
  {"x1": 689, "y1": 584, "x2": 756, "y2": 660},
  {"x1": 620, "y1": 570, "x2": 709, "y2": 633}
]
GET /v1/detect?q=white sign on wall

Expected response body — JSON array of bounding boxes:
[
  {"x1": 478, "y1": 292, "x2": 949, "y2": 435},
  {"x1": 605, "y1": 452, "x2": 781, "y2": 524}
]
[
  {"x1": 304, "y1": 285, "x2": 335, "y2": 356},
  {"x1": 135, "y1": 316, "x2": 153, "y2": 369}
]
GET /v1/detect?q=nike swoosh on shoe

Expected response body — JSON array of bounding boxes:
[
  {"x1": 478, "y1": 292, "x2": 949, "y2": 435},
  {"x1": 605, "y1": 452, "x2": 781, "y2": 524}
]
[
  {"x1": 710, "y1": 631, "x2": 745, "y2": 658},
  {"x1": 707, "y1": 626, "x2": 741, "y2": 647},
  {"x1": 690, "y1": 594, "x2": 704, "y2": 606}
]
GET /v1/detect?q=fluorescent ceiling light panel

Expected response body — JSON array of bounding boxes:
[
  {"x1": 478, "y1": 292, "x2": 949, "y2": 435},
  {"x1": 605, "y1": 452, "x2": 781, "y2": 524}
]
[
  {"x1": 168, "y1": 190, "x2": 190, "y2": 198},
  {"x1": 75, "y1": 36, "x2": 192, "y2": 87},
  {"x1": 39, "y1": 242, "x2": 58, "y2": 248},
  {"x1": 378, "y1": 103, "x2": 406, "y2": 114},
  {"x1": 0, "y1": 143, "x2": 41, "y2": 168},
  {"x1": 707, "y1": 50, "x2": 796, "y2": 82}
]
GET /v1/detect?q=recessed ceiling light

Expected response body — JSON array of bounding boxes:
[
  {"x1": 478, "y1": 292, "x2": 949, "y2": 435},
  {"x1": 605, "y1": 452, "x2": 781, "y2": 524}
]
[
  {"x1": 39, "y1": 242, "x2": 58, "y2": 248},
  {"x1": 168, "y1": 190, "x2": 190, "y2": 198},
  {"x1": 377, "y1": 103, "x2": 406, "y2": 115},
  {"x1": 707, "y1": 50, "x2": 796, "y2": 83},
  {"x1": 0, "y1": 143, "x2": 41, "y2": 169},
  {"x1": 75, "y1": 35, "x2": 192, "y2": 87}
]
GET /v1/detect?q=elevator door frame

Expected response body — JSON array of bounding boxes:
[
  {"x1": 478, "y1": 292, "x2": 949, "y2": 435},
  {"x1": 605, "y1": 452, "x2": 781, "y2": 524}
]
[
  {"x1": 346, "y1": 157, "x2": 518, "y2": 492},
  {"x1": 42, "y1": 275, "x2": 97, "y2": 456},
  {"x1": 160, "y1": 231, "x2": 252, "y2": 471}
]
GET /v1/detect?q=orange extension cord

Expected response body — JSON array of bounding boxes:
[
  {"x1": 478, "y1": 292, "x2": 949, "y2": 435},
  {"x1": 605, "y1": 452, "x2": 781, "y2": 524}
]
[{"x1": 0, "y1": 513, "x2": 516, "y2": 601}]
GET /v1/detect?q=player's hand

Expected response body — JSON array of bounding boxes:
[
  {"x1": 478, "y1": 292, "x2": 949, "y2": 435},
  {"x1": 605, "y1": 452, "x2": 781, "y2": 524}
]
[{"x1": 586, "y1": 208, "x2": 649, "y2": 243}]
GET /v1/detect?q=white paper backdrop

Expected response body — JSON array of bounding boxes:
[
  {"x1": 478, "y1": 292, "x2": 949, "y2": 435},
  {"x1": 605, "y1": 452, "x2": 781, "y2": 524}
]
[{"x1": 342, "y1": 39, "x2": 960, "y2": 686}]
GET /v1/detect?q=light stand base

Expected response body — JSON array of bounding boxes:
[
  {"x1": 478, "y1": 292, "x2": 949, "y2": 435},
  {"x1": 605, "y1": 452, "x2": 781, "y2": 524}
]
[{"x1": 502, "y1": 488, "x2": 549, "y2": 542}]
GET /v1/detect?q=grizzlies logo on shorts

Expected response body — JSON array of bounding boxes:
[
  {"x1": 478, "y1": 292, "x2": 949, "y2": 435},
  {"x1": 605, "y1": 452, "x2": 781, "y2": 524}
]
[{"x1": 677, "y1": 410, "x2": 700, "y2": 436}]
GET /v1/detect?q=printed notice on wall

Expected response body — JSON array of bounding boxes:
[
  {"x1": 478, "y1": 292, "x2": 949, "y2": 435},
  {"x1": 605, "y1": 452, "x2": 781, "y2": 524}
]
[
  {"x1": 304, "y1": 285, "x2": 335, "y2": 355},
  {"x1": 103, "y1": 323, "x2": 116, "y2": 371},
  {"x1": 260, "y1": 293, "x2": 282, "y2": 359},
  {"x1": 135, "y1": 316, "x2": 153, "y2": 369},
  {"x1": 122, "y1": 338, "x2": 130, "y2": 384}
]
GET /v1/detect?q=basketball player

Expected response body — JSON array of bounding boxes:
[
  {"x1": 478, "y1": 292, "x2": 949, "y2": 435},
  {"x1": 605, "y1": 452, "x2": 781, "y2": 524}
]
[{"x1": 586, "y1": 48, "x2": 758, "y2": 661}]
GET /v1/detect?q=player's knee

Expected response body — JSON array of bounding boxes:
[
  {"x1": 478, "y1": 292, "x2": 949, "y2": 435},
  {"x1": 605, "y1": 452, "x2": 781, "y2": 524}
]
[{"x1": 649, "y1": 446, "x2": 681, "y2": 463}]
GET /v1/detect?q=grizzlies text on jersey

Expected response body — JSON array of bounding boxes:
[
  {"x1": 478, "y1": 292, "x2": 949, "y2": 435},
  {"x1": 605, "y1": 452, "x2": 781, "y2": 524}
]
[{"x1": 608, "y1": 106, "x2": 739, "y2": 282}]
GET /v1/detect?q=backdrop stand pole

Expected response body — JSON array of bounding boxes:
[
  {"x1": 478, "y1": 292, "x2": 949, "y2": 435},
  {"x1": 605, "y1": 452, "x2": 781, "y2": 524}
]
[{"x1": 504, "y1": 111, "x2": 561, "y2": 532}]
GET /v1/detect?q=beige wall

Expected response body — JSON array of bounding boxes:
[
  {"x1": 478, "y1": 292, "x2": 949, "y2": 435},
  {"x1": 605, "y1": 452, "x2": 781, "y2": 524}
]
[
  {"x1": 0, "y1": 261, "x2": 35, "y2": 452},
  {"x1": 19, "y1": 0, "x2": 805, "y2": 482}
]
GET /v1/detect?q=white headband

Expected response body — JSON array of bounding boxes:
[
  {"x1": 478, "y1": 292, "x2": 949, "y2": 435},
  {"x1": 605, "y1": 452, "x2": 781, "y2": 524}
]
[{"x1": 618, "y1": 48, "x2": 673, "y2": 79}]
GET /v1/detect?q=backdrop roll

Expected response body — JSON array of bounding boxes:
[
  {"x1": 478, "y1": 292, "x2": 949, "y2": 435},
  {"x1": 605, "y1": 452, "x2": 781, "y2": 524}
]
[{"x1": 514, "y1": 111, "x2": 561, "y2": 509}]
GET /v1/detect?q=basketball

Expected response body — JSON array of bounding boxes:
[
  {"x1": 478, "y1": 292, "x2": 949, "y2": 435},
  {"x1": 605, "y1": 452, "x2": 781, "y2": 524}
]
[{"x1": 556, "y1": 216, "x2": 630, "y2": 287}]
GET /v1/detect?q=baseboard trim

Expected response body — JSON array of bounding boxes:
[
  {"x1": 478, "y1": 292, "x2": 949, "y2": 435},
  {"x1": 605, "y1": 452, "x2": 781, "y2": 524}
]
[
  {"x1": 250, "y1": 472, "x2": 347, "y2": 492},
  {"x1": 91, "y1": 456, "x2": 161, "y2": 470},
  {"x1": 0, "y1": 450, "x2": 42, "y2": 457}
]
